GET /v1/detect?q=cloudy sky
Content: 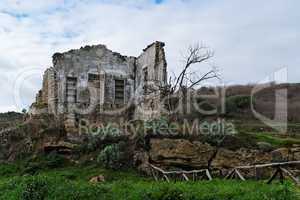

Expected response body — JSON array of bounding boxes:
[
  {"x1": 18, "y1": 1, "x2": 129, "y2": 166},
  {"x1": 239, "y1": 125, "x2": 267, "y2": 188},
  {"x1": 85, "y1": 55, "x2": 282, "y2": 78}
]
[{"x1": 0, "y1": 0, "x2": 299, "y2": 112}]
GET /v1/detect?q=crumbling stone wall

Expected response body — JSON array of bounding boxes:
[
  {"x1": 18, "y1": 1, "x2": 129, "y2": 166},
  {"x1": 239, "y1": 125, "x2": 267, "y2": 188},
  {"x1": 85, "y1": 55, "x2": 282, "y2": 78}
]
[
  {"x1": 135, "y1": 41, "x2": 167, "y2": 119},
  {"x1": 30, "y1": 41, "x2": 168, "y2": 135},
  {"x1": 43, "y1": 68, "x2": 57, "y2": 114},
  {"x1": 51, "y1": 44, "x2": 136, "y2": 114}
]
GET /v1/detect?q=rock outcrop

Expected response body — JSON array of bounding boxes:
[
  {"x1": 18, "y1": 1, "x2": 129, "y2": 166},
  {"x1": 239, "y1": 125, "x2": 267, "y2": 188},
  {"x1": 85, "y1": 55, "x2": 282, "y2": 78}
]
[
  {"x1": 89, "y1": 175, "x2": 105, "y2": 183},
  {"x1": 211, "y1": 148, "x2": 272, "y2": 169},
  {"x1": 135, "y1": 137, "x2": 300, "y2": 176},
  {"x1": 0, "y1": 114, "x2": 69, "y2": 162},
  {"x1": 149, "y1": 138, "x2": 215, "y2": 169}
]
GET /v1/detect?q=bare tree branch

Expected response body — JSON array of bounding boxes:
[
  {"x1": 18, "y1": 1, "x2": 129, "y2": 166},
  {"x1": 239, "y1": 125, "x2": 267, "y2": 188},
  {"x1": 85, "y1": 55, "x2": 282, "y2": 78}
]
[
  {"x1": 170, "y1": 43, "x2": 217, "y2": 93},
  {"x1": 188, "y1": 69, "x2": 219, "y2": 88}
]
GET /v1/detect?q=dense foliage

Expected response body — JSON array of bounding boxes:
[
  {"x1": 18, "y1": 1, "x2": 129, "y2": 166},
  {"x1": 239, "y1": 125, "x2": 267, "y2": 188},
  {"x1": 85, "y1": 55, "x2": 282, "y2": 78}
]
[{"x1": 97, "y1": 143, "x2": 123, "y2": 169}]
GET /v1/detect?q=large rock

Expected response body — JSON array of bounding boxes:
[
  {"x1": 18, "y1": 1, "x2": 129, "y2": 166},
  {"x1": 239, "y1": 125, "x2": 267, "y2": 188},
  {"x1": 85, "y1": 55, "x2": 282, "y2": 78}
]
[
  {"x1": 271, "y1": 148, "x2": 291, "y2": 162},
  {"x1": 135, "y1": 137, "x2": 300, "y2": 178},
  {"x1": 291, "y1": 147, "x2": 300, "y2": 160},
  {"x1": 211, "y1": 148, "x2": 272, "y2": 169},
  {"x1": 89, "y1": 175, "x2": 105, "y2": 183},
  {"x1": 149, "y1": 138, "x2": 216, "y2": 168}
]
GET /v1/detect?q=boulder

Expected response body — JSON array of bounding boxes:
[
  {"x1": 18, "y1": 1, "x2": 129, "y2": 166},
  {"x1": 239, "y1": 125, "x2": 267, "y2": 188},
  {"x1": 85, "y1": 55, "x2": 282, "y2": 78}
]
[
  {"x1": 271, "y1": 148, "x2": 291, "y2": 162},
  {"x1": 211, "y1": 148, "x2": 272, "y2": 169},
  {"x1": 89, "y1": 175, "x2": 105, "y2": 183},
  {"x1": 149, "y1": 138, "x2": 216, "y2": 168},
  {"x1": 211, "y1": 148, "x2": 274, "y2": 178}
]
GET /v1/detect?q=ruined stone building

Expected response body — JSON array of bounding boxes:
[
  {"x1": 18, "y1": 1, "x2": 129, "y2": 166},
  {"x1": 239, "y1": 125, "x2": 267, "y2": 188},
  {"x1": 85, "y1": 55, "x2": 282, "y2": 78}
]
[{"x1": 30, "y1": 41, "x2": 167, "y2": 133}]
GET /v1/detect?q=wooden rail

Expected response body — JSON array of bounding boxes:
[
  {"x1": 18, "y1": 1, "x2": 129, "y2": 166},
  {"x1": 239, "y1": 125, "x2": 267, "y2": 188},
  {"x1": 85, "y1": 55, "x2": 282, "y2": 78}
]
[
  {"x1": 235, "y1": 161, "x2": 300, "y2": 169},
  {"x1": 149, "y1": 161, "x2": 300, "y2": 185},
  {"x1": 149, "y1": 164, "x2": 212, "y2": 182}
]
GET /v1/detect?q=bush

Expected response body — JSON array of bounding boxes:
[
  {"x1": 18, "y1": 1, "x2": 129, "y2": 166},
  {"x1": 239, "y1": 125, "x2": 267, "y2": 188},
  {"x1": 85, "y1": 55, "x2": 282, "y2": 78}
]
[
  {"x1": 22, "y1": 163, "x2": 44, "y2": 175},
  {"x1": 97, "y1": 143, "x2": 124, "y2": 169},
  {"x1": 78, "y1": 124, "x2": 122, "y2": 154},
  {"x1": 23, "y1": 153, "x2": 66, "y2": 175},
  {"x1": 44, "y1": 152, "x2": 66, "y2": 168},
  {"x1": 0, "y1": 164, "x2": 19, "y2": 177},
  {"x1": 225, "y1": 95, "x2": 253, "y2": 114},
  {"x1": 21, "y1": 176, "x2": 49, "y2": 200}
]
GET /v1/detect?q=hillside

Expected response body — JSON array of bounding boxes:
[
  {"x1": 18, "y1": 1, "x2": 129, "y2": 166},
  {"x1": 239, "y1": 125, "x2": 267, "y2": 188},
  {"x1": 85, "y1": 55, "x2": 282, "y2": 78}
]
[{"x1": 224, "y1": 83, "x2": 300, "y2": 122}]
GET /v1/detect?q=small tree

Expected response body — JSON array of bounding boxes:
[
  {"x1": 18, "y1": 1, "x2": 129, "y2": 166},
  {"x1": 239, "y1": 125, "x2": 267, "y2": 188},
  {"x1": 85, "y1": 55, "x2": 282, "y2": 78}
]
[
  {"x1": 165, "y1": 43, "x2": 220, "y2": 115},
  {"x1": 169, "y1": 43, "x2": 218, "y2": 93}
]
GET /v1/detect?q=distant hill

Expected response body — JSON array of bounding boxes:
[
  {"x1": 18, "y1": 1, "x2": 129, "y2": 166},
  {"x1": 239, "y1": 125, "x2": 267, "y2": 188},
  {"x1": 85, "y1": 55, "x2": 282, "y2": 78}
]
[
  {"x1": 224, "y1": 83, "x2": 300, "y2": 122},
  {"x1": 195, "y1": 83, "x2": 300, "y2": 122}
]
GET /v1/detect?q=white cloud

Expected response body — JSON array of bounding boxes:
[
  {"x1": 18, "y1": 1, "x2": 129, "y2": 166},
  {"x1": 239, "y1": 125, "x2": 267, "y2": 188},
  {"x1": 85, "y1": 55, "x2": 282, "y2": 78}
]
[
  {"x1": 0, "y1": 0, "x2": 299, "y2": 112},
  {"x1": 0, "y1": 0, "x2": 63, "y2": 13}
]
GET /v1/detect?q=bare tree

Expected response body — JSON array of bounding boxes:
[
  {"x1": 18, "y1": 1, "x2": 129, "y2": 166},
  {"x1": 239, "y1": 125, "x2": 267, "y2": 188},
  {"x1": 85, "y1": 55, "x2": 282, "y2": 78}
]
[
  {"x1": 163, "y1": 43, "x2": 219, "y2": 115},
  {"x1": 169, "y1": 43, "x2": 219, "y2": 94}
]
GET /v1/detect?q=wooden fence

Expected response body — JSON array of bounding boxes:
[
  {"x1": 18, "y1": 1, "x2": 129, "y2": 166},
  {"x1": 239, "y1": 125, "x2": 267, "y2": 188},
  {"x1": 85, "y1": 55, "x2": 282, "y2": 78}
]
[
  {"x1": 150, "y1": 164, "x2": 212, "y2": 182},
  {"x1": 150, "y1": 161, "x2": 300, "y2": 185}
]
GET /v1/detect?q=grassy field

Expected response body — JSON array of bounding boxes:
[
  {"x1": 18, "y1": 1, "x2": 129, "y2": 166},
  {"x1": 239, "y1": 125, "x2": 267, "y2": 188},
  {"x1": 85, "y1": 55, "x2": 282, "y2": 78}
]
[
  {"x1": 0, "y1": 163, "x2": 299, "y2": 200},
  {"x1": 234, "y1": 120, "x2": 300, "y2": 148}
]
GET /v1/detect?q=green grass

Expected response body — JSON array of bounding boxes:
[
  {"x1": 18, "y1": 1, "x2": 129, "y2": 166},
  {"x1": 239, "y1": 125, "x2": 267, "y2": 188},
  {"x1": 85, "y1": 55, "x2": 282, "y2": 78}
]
[
  {"x1": 0, "y1": 175, "x2": 298, "y2": 200},
  {"x1": 0, "y1": 163, "x2": 298, "y2": 200},
  {"x1": 234, "y1": 120, "x2": 300, "y2": 148},
  {"x1": 254, "y1": 133, "x2": 300, "y2": 147},
  {"x1": 235, "y1": 120, "x2": 300, "y2": 135},
  {"x1": 236, "y1": 131, "x2": 300, "y2": 148}
]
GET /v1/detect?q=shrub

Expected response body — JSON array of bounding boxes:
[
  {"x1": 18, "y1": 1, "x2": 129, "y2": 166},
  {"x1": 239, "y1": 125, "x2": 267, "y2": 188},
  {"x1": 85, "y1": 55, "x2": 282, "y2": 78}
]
[
  {"x1": 22, "y1": 163, "x2": 43, "y2": 175},
  {"x1": 97, "y1": 143, "x2": 124, "y2": 169},
  {"x1": 225, "y1": 95, "x2": 253, "y2": 114},
  {"x1": 21, "y1": 176, "x2": 49, "y2": 200},
  {"x1": 78, "y1": 124, "x2": 122, "y2": 153},
  {"x1": 23, "y1": 153, "x2": 66, "y2": 175},
  {"x1": 44, "y1": 152, "x2": 66, "y2": 168},
  {"x1": 0, "y1": 164, "x2": 19, "y2": 176}
]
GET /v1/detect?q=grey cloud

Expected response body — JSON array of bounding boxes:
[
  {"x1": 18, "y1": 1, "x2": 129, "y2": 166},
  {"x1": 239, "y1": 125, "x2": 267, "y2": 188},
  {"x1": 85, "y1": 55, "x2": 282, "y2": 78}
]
[{"x1": 0, "y1": 0, "x2": 299, "y2": 112}]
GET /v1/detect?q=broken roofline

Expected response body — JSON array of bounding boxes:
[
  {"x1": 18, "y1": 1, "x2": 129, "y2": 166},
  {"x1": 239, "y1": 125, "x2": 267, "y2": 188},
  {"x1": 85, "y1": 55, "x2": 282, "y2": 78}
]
[{"x1": 52, "y1": 41, "x2": 166, "y2": 62}]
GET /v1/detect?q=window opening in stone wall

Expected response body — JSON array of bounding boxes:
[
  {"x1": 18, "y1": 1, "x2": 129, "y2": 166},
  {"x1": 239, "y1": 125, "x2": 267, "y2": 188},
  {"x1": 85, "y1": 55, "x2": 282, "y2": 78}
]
[
  {"x1": 143, "y1": 67, "x2": 148, "y2": 94},
  {"x1": 66, "y1": 77, "x2": 77, "y2": 105},
  {"x1": 88, "y1": 73, "x2": 100, "y2": 82},
  {"x1": 154, "y1": 65, "x2": 159, "y2": 81},
  {"x1": 114, "y1": 79, "x2": 125, "y2": 104}
]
